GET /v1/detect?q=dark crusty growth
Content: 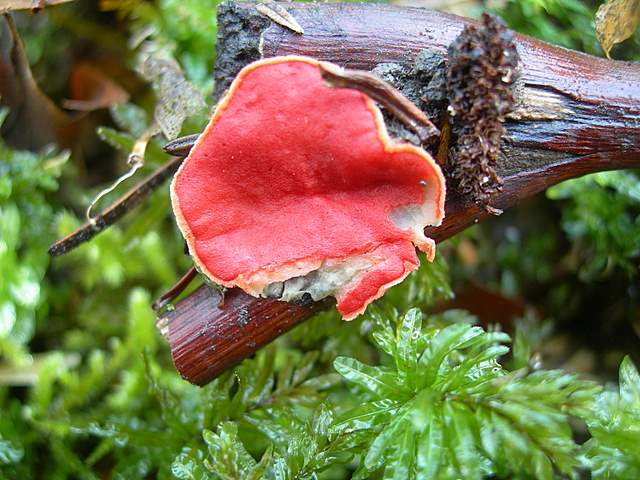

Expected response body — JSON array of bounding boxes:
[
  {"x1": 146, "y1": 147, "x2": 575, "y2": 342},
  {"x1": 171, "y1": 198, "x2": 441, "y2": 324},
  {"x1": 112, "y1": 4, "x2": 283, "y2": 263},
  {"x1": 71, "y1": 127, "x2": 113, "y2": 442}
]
[
  {"x1": 371, "y1": 49, "x2": 448, "y2": 147},
  {"x1": 446, "y1": 12, "x2": 519, "y2": 214},
  {"x1": 214, "y1": 2, "x2": 270, "y2": 101}
]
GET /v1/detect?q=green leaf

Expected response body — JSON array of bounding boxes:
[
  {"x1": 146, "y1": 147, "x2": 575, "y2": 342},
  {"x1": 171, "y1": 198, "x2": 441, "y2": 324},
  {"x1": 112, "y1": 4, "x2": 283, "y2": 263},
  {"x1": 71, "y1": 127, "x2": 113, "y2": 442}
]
[
  {"x1": 385, "y1": 425, "x2": 415, "y2": 480},
  {"x1": 203, "y1": 423, "x2": 258, "y2": 479},
  {"x1": 332, "y1": 399, "x2": 399, "y2": 433},
  {"x1": 96, "y1": 126, "x2": 135, "y2": 153},
  {"x1": 334, "y1": 357, "x2": 409, "y2": 400},
  {"x1": 336, "y1": 308, "x2": 599, "y2": 479},
  {"x1": 0, "y1": 436, "x2": 24, "y2": 465},
  {"x1": 249, "y1": 445, "x2": 273, "y2": 480},
  {"x1": 311, "y1": 403, "x2": 333, "y2": 439},
  {"x1": 546, "y1": 171, "x2": 640, "y2": 280},
  {"x1": 415, "y1": 406, "x2": 444, "y2": 480},
  {"x1": 395, "y1": 308, "x2": 422, "y2": 387},
  {"x1": 369, "y1": 307, "x2": 397, "y2": 358},
  {"x1": 171, "y1": 450, "x2": 209, "y2": 480},
  {"x1": 418, "y1": 324, "x2": 484, "y2": 388},
  {"x1": 620, "y1": 356, "x2": 640, "y2": 404},
  {"x1": 364, "y1": 414, "x2": 410, "y2": 471},
  {"x1": 583, "y1": 357, "x2": 640, "y2": 479},
  {"x1": 445, "y1": 402, "x2": 486, "y2": 480}
]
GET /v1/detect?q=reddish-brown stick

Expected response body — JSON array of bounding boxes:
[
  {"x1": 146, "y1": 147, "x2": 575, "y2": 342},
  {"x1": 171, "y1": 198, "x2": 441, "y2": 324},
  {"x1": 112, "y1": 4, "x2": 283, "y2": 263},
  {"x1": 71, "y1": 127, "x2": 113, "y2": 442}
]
[
  {"x1": 158, "y1": 2, "x2": 640, "y2": 385},
  {"x1": 152, "y1": 266, "x2": 198, "y2": 312}
]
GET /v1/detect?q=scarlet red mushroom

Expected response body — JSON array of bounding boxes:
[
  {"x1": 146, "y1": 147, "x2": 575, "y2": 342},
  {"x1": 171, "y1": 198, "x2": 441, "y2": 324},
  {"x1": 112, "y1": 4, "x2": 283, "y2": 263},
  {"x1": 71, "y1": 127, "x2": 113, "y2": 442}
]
[{"x1": 170, "y1": 56, "x2": 445, "y2": 320}]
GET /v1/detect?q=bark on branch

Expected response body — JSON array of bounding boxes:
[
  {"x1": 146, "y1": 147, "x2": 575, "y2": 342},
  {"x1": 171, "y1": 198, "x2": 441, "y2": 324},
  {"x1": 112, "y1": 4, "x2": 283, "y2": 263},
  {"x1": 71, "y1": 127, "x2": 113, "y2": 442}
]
[{"x1": 159, "y1": 1, "x2": 640, "y2": 386}]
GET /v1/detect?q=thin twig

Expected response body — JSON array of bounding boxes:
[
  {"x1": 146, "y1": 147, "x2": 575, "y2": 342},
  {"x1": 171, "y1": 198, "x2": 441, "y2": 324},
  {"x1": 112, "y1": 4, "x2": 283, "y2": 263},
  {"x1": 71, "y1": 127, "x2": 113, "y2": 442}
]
[
  {"x1": 48, "y1": 156, "x2": 183, "y2": 256},
  {"x1": 86, "y1": 123, "x2": 160, "y2": 223},
  {"x1": 319, "y1": 62, "x2": 441, "y2": 144},
  {"x1": 85, "y1": 158, "x2": 143, "y2": 223},
  {"x1": 152, "y1": 266, "x2": 198, "y2": 311},
  {"x1": 163, "y1": 134, "x2": 199, "y2": 157}
]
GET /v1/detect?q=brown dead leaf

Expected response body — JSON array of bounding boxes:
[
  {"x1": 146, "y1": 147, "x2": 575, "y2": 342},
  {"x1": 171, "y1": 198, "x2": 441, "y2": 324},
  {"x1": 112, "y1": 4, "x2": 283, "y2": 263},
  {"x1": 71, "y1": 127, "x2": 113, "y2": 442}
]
[
  {"x1": 595, "y1": 0, "x2": 640, "y2": 58},
  {"x1": 256, "y1": 0, "x2": 304, "y2": 35},
  {"x1": 0, "y1": 0, "x2": 73, "y2": 13},
  {"x1": 456, "y1": 237, "x2": 479, "y2": 267},
  {"x1": 62, "y1": 62, "x2": 129, "y2": 111},
  {"x1": 0, "y1": 14, "x2": 74, "y2": 150}
]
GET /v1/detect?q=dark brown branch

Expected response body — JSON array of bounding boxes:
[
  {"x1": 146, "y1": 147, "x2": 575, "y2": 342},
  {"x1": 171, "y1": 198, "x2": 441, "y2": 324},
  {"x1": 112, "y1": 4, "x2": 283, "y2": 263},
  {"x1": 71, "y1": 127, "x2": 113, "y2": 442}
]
[
  {"x1": 318, "y1": 62, "x2": 440, "y2": 144},
  {"x1": 163, "y1": 134, "x2": 200, "y2": 157},
  {"x1": 152, "y1": 266, "x2": 198, "y2": 312},
  {"x1": 159, "y1": 2, "x2": 640, "y2": 385},
  {"x1": 48, "y1": 156, "x2": 183, "y2": 256}
]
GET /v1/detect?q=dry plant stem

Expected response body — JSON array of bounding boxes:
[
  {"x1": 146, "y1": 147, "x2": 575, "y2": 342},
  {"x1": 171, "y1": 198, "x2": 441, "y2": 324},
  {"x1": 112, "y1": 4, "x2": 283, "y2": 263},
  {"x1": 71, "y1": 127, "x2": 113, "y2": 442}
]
[
  {"x1": 48, "y1": 156, "x2": 183, "y2": 256},
  {"x1": 320, "y1": 62, "x2": 440, "y2": 144},
  {"x1": 86, "y1": 123, "x2": 161, "y2": 224},
  {"x1": 318, "y1": 62, "x2": 440, "y2": 144},
  {"x1": 161, "y1": 2, "x2": 640, "y2": 385},
  {"x1": 152, "y1": 266, "x2": 198, "y2": 312}
]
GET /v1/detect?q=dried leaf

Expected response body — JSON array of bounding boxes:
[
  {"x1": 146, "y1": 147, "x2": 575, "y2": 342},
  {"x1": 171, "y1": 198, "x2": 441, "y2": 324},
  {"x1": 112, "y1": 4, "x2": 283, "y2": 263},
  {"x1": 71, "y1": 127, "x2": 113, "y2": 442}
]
[
  {"x1": 0, "y1": 0, "x2": 73, "y2": 12},
  {"x1": 62, "y1": 62, "x2": 129, "y2": 111},
  {"x1": 256, "y1": 0, "x2": 304, "y2": 35},
  {"x1": 595, "y1": 0, "x2": 640, "y2": 58},
  {"x1": 0, "y1": 14, "x2": 74, "y2": 150},
  {"x1": 139, "y1": 55, "x2": 206, "y2": 140}
]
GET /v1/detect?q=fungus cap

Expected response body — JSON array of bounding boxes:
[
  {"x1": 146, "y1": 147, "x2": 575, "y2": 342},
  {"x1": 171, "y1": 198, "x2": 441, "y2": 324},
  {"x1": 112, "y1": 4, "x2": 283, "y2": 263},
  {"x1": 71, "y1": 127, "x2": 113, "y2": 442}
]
[{"x1": 170, "y1": 56, "x2": 445, "y2": 320}]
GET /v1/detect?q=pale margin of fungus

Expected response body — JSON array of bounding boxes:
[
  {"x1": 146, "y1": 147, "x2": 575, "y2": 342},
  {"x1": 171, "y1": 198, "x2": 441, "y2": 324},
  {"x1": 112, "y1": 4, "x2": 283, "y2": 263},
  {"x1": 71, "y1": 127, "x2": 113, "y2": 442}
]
[{"x1": 258, "y1": 178, "x2": 441, "y2": 308}]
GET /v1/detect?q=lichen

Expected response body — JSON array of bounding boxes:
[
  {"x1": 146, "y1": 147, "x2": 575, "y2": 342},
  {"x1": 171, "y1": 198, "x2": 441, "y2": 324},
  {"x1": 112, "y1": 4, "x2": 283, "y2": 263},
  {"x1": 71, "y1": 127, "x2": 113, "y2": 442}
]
[{"x1": 446, "y1": 12, "x2": 519, "y2": 214}]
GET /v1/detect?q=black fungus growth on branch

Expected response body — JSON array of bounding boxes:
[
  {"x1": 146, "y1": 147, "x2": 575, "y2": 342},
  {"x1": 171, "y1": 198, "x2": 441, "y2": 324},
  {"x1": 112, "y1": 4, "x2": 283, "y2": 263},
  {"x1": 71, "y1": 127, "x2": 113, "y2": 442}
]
[{"x1": 446, "y1": 13, "x2": 519, "y2": 214}]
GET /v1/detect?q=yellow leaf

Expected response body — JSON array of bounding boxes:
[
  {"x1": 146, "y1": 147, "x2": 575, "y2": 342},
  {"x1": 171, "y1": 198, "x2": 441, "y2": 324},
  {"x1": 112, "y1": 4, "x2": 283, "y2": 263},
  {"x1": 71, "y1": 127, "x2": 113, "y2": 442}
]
[{"x1": 595, "y1": 0, "x2": 640, "y2": 58}]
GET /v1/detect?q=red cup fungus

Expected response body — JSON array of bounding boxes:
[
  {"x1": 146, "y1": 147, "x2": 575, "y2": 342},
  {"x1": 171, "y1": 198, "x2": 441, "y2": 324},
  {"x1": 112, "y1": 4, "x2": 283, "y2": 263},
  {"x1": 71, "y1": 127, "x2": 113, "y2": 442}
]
[{"x1": 170, "y1": 56, "x2": 445, "y2": 320}]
